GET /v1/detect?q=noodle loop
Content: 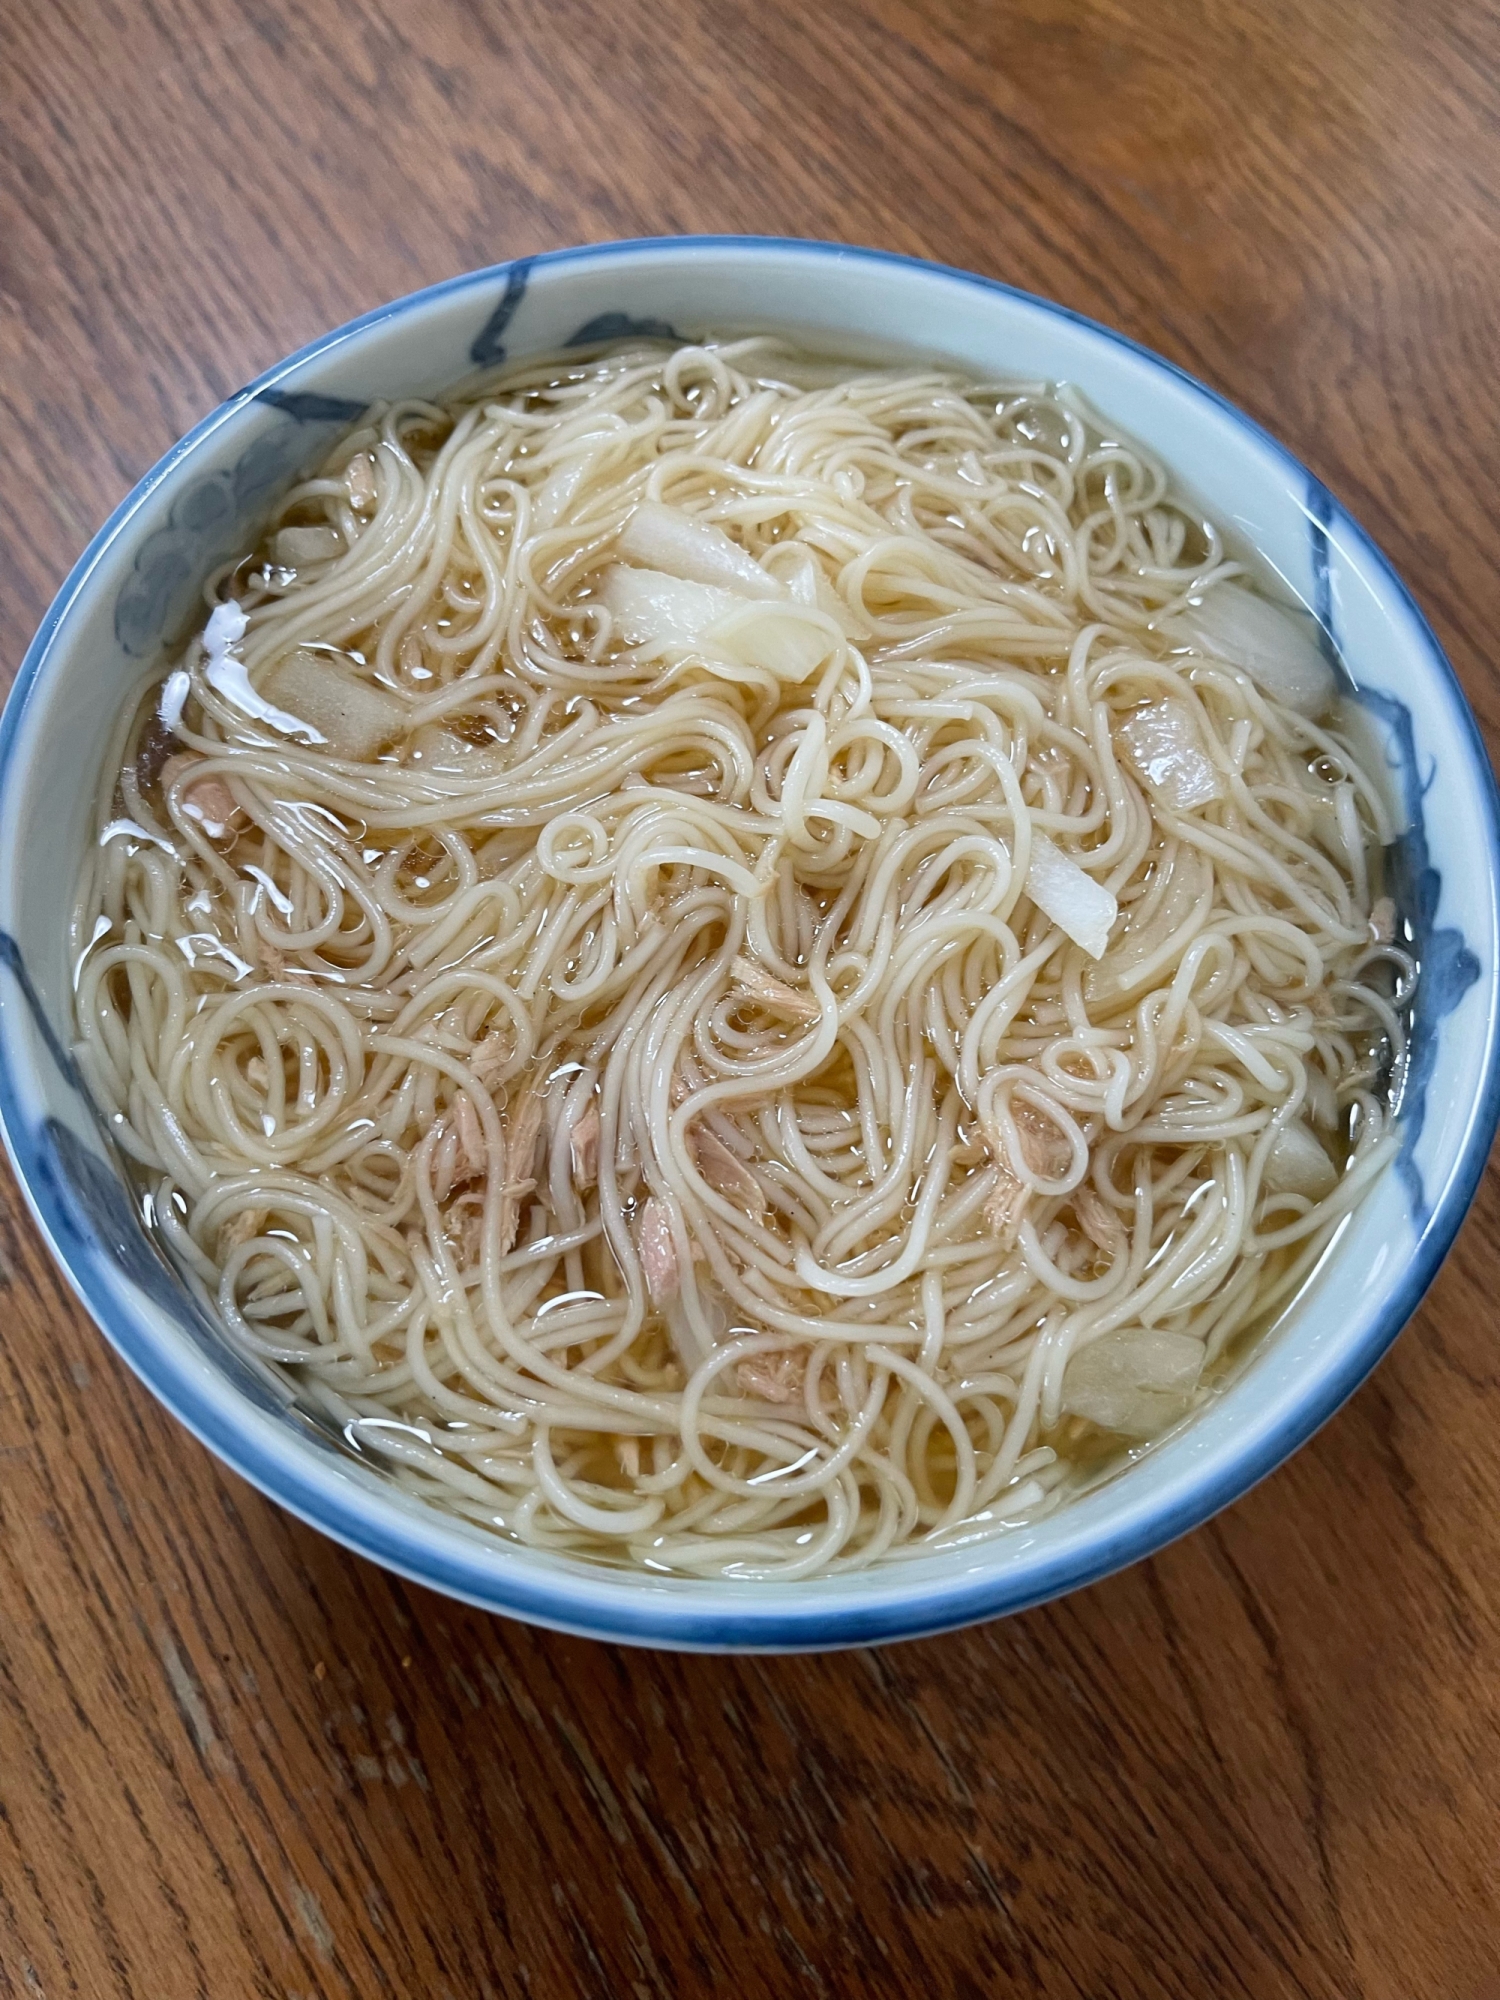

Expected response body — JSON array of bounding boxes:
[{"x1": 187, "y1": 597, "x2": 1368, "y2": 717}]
[{"x1": 72, "y1": 340, "x2": 1411, "y2": 1577}]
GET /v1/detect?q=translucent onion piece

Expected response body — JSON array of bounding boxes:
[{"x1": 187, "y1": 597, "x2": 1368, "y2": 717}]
[
  {"x1": 603, "y1": 565, "x2": 733, "y2": 649},
  {"x1": 1025, "y1": 834, "x2": 1118, "y2": 959},
  {"x1": 705, "y1": 601, "x2": 837, "y2": 683},
  {"x1": 1061, "y1": 1330, "x2": 1204, "y2": 1438},
  {"x1": 1168, "y1": 582, "x2": 1336, "y2": 718},
  {"x1": 1085, "y1": 848, "x2": 1209, "y2": 1004},
  {"x1": 260, "y1": 651, "x2": 406, "y2": 760},
  {"x1": 272, "y1": 524, "x2": 345, "y2": 567},
  {"x1": 1116, "y1": 700, "x2": 1222, "y2": 810},
  {"x1": 407, "y1": 723, "x2": 492, "y2": 773},
  {"x1": 768, "y1": 542, "x2": 862, "y2": 633},
  {"x1": 618, "y1": 501, "x2": 784, "y2": 599},
  {"x1": 1264, "y1": 1120, "x2": 1338, "y2": 1199},
  {"x1": 533, "y1": 420, "x2": 625, "y2": 527},
  {"x1": 603, "y1": 565, "x2": 837, "y2": 684}
]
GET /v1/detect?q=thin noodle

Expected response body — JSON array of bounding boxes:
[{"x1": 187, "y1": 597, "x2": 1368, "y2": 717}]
[{"x1": 71, "y1": 339, "x2": 1413, "y2": 1578}]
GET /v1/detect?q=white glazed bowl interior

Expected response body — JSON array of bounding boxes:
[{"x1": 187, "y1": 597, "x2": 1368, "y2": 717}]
[{"x1": 2, "y1": 238, "x2": 1497, "y2": 1650}]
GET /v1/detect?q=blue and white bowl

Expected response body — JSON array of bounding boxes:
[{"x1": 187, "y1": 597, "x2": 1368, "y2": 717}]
[{"x1": 3, "y1": 238, "x2": 1497, "y2": 1650}]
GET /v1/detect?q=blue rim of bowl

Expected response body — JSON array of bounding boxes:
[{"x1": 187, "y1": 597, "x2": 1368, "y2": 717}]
[{"x1": 2, "y1": 235, "x2": 1498, "y2": 1651}]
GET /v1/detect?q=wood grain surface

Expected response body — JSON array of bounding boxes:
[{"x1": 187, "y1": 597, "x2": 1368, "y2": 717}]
[{"x1": 3, "y1": 2, "x2": 1500, "y2": 1994}]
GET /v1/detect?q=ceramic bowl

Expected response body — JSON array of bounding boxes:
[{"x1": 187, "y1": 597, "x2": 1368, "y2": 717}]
[{"x1": 3, "y1": 237, "x2": 1497, "y2": 1650}]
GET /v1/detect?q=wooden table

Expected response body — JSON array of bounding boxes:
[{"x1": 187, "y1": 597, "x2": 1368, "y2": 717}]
[{"x1": 3, "y1": 2, "x2": 1499, "y2": 1993}]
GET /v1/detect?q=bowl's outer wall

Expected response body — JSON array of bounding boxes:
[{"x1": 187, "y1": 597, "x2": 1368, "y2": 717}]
[{"x1": 2, "y1": 238, "x2": 1498, "y2": 1650}]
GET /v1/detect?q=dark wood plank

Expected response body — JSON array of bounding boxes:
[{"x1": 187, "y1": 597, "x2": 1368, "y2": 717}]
[{"x1": 2, "y1": 1, "x2": 1499, "y2": 1994}]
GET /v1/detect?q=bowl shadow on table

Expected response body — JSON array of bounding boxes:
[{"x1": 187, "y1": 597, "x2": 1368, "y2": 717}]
[{"x1": 218, "y1": 1221, "x2": 1496, "y2": 2000}]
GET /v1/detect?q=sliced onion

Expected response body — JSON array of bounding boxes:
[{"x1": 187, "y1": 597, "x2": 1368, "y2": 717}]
[
  {"x1": 603, "y1": 566, "x2": 837, "y2": 684},
  {"x1": 1116, "y1": 700, "x2": 1222, "y2": 810},
  {"x1": 1166, "y1": 582, "x2": 1335, "y2": 718},
  {"x1": 1025, "y1": 834, "x2": 1118, "y2": 960},
  {"x1": 1085, "y1": 847, "x2": 1210, "y2": 1004},
  {"x1": 1263, "y1": 1119, "x2": 1338, "y2": 1199},
  {"x1": 778, "y1": 545, "x2": 823, "y2": 607},
  {"x1": 618, "y1": 501, "x2": 783, "y2": 599},
  {"x1": 260, "y1": 651, "x2": 406, "y2": 760},
  {"x1": 603, "y1": 565, "x2": 735, "y2": 649},
  {"x1": 407, "y1": 723, "x2": 493, "y2": 774},
  {"x1": 706, "y1": 601, "x2": 835, "y2": 683},
  {"x1": 765, "y1": 543, "x2": 862, "y2": 633},
  {"x1": 532, "y1": 422, "x2": 625, "y2": 528},
  {"x1": 272, "y1": 524, "x2": 345, "y2": 566},
  {"x1": 1303, "y1": 1066, "x2": 1339, "y2": 1132},
  {"x1": 1062, "y1": 1329, "x2": 1203, "y2": 1438}
]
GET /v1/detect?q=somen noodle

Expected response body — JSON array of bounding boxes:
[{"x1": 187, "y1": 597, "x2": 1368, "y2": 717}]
[{"x1": 71, "y1": 339, "x2": 1414, "y2": 1576}]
